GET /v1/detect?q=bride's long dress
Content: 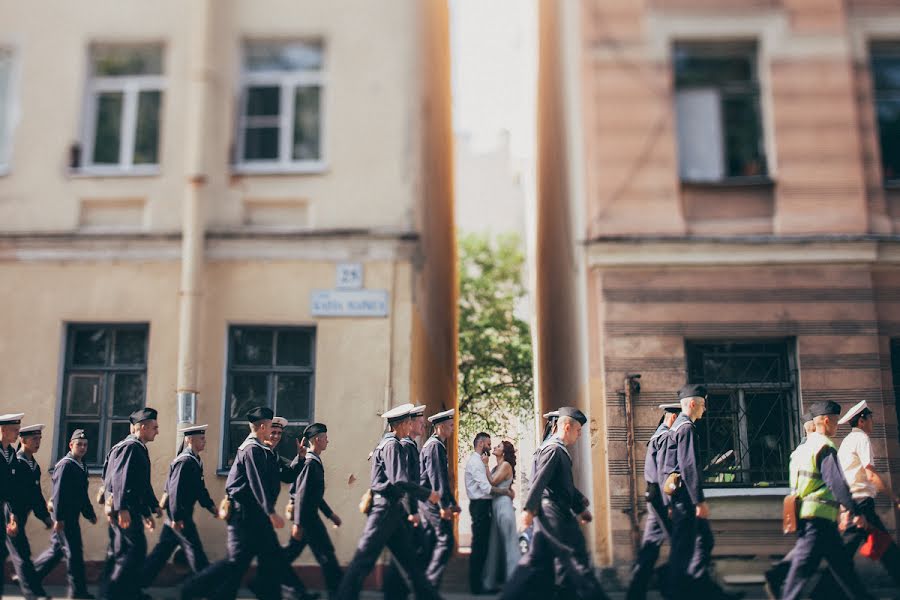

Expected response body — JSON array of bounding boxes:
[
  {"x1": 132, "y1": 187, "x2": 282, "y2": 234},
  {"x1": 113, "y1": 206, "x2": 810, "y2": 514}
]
[{"x1": 482, "y1": 469, "x2": 520, "y2": 591}]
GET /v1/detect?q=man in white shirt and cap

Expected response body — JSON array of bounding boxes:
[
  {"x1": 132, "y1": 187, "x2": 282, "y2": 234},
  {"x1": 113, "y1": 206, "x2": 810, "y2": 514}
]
[
  {"x1": 464, "y1": 431, "x2": 515, "y2": 594},
  {"x1": 812, "y1": 399, "x2": 900, "y2": 597}
]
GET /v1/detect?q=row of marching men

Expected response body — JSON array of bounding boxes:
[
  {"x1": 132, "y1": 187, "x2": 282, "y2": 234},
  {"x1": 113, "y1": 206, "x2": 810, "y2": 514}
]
[{"x1": 0, "y1": 401, "x2": 463, "y2": 600}]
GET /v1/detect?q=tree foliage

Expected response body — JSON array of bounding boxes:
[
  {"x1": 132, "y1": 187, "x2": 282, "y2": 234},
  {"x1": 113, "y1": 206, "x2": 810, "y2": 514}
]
[{"x1": 457, "y1": 232, "x2": 534, "y2": 445}]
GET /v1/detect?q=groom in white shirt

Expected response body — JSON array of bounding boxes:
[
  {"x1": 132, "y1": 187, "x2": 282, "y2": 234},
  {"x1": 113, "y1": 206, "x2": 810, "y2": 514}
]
[{"x1": 465, "y1": 432, "x2": 514, "y2": 594}]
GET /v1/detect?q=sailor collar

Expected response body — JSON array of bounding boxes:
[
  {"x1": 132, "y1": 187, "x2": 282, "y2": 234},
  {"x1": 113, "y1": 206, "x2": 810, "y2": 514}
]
[
  {"x1": 126, "y1": 434, "x2": 148, "y2": 451},
  {"x1": 424, "y1": 435, "x2": 445, "y2": 449},
  {"x1": 178, "y1": 447, "x2": 203, "y2": 466},
  {"x1": 546, "y1": 435, "x2": 571, "y2": 459},
  {"x1": 307, "y1": 451, "x2": 323, "y2": 466},
  {"x1": 240, "y1": 435, "x2": 273, "y2": 453},
  {"x1": 2, "y1": 444, "x2": 15, "y2": 464},
  {"x1": 17, "y1": 450, "x2": 38, "y2": 471},
  {"x1": 649, "y1": 424, "x2": 669, "y2": 444},
  {"x1": 62, "y1": 452, "x2": 87, "y2": 472}
]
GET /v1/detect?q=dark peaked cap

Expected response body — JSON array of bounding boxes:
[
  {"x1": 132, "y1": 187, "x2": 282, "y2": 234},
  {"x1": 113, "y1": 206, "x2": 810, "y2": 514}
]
[
  {"x1": 678, "y1": 384, "x2": 707, "y2": 401},
  {"x1": 809, "y1": 401, "x2": 841, "y2": 418},
  {"x1": 247, "y1": 406, "x2": 274, "y2": 423},
  {"x1": 559, "y1": 407, "x2": 587, "y2": 425},
  {"x1": 129, "y1": 407, "x2": 158, "y2": 424},
  {"x1": 70, "y1": 429, "x2": 88, "y2": 441}
]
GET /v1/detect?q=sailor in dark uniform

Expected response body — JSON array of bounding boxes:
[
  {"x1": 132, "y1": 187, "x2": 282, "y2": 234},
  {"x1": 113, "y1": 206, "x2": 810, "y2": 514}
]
[
  {"x1": 335, "y1": 403, "x2": 443, "y2": 600},
  {"x1": 141, "y1": 424, "x2": 217, "y2": 588},
  {"x1": 420, "y1": 409, "x2": 459, "y2": 589},
  {"x1": 0, "y1": 413, "x2": 25, "y2": 600},
  {"x1": 103, "y1": 407, "x2": 161, "y2": 599},
  {"x1": 780, "y1": 401, "x2": 874, "y2": 600},
  {"x1": 383, "y1": 403, "x2": 428, "y2": 599},
  {"x1": 626, "y1": 403, "x2": 680, "y2": 600},
  {"x1": 6, "y1": 424, "x2": 53, "y2": 598},
  {"x1": 34, "y1": 429, "x2": 97, "y2": 599},
  {"x1": 180, "y1": 406, "x2": 316, "y2": 600},
  {"x1": 285, "y1": 422, "x2": 343, "y2": 595},
  {"x1": 500, "y1": 407, "x2": 606, "y2": 600}
]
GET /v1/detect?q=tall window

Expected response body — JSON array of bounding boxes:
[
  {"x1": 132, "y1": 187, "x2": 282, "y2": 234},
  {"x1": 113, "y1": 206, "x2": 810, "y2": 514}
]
[
  {"x1": 871, "y1": 42, "x2": 900, "y2": 185},
  {"x1": 223, "y1": 326, "x2": 316, "y2": 467},
  {"x1": 0, "y1": 48, "x2": 14, "y2": 170},
  {"x1": 685, "y1": 340, "x2": 798, "y2": 487},
  {"x1": 81, "y1": 44, "x2": 163, "y2": 173},
  {"x1": 674, "y1": 42, "x2": 768, "y2": 183},
  {"x1": 236, "y1": 41, "x2": 324, "y2": 172},
  {"x1": 59, "y1": 324, "x2": 149, "y2": 468}
]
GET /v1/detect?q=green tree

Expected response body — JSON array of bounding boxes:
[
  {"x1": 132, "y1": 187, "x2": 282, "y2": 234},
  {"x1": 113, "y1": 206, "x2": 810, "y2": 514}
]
[{"x1": 457, "y1": 232, "x2": 534, "y2": 445}]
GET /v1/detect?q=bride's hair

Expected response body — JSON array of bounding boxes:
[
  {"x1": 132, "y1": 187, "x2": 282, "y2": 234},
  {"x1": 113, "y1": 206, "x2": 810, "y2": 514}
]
[{"x1": 501, "y1": 440, "x2": 517, "y2": 482}]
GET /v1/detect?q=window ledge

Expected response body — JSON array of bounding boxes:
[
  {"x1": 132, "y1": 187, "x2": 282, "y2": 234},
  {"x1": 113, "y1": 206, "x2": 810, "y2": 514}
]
[
  {"x1": 681, "y1": 176, "x2": 775, "y2": 189},
  {"x1": 884, "y1": 180, "x2": 900, "y2": 190},
  {"x1": 232, "y1": 162, "x2": 328, "y2": 176},
  {"x1": 69, "y1": 167, "x2": 161, "y2": 179},
  {"x1": 705, "y1": 486, "x2": 789, "y2": 498}
]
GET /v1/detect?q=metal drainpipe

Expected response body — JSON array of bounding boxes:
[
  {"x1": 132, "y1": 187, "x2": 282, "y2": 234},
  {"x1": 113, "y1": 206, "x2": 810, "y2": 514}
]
[
  {"x1": 623, "y1": 373, "x2": 642, "y2": 557},
  {"x1": 175, "y1": 0, "x2": 213, "y2": 446}
]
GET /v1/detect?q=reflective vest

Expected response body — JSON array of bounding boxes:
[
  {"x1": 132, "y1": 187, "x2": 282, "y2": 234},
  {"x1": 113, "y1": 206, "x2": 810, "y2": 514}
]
[{"x1": 792, "y1": 432, "x2": 840, "y2": 522}]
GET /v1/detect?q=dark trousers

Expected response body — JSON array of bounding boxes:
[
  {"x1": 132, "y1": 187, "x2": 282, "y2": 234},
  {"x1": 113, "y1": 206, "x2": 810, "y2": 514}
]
[
  {"x1": 499, "y1": 500, "x2": 608, "y2": 600},
  {"x1": 142, "y1": 519, "x2": 210, "y2": 587},
  {"x1": 0, "y1": 508, "x2": 7, "y2": 598},
  {"x1": 469, "y1": 499, "x2": 492, "y2": 594},
  {"x1": 106, "y1": 516, "x2": 148, "y2": 599},
  {"x1": 782, "y1": 518, "x2": 874, "y2": 600},
  {"x1": 626, "y1": 508, "x2": 668, "y2": 600},
  {"x1": 180, "y1": 514, "x2": 295, "y2": 600},
  {"x1": 421, "y1": 507, "x2": 454, "y2": 589},
  {"x1": 283, "y1": 515, "x2": 343, "y2": 594},
  {"x1": 380, "y1": 515, "x2": 423, "y2": 600},
  {"x1": 34, "y1": 520, "x2": 89, "y2": 597},
  {"x1": 666, "y1": 496, "x2": 716, "y2": 600},
  {"x1": 335, "y1": 498, "x2": 440, "y2": 600},
  {"x1": 6, "y1": 512, "x2": 49, "y2": 597},
  {"x1": 811, "y1": 498, "x2": 900, "y2": 598}
]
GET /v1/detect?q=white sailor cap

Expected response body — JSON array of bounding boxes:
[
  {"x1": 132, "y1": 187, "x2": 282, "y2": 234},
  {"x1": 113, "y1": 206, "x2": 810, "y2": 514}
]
[
  {"x1": 428, "y1": 409, "x2": 455, "y2": 424},
  {"x1": 0, "y1": 413, "x2": 24, "y2": 426},
  {"x1": 409, "y1": 405, "x2": 427, "y2": 417},
  {"x1": 838, "y1": 400, "x2": 872, "y2": 425},
  {"x1": 542, "y1": 410, "x2": 560, "y2": 420},
  {"x1": 383, "y1": 403, "x2": 415, "y2": 424},
  {"x1": 19, "y1": 424, "x2": 45, "y2": 436},
  {"x1": 658, "y1": 403, "x2": 682, "y2": 414},
  {"x1": 179, "y1": 424, "x2": 208, "y2": 436},
  {"x1": 271, "y1": 416, "x2": 288, "y2": 429}
]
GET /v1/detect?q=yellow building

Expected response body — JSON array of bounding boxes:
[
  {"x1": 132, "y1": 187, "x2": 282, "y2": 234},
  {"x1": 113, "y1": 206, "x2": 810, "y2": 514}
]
[{"x1": 0, "y1": 0, "x2": 456, "y2": 577}]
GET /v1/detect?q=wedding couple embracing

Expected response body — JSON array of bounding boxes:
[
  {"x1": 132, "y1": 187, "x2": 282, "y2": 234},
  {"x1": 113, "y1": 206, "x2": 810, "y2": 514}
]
[{"x1": 464, "y1": 431, "x2": 521, "y2": 595}]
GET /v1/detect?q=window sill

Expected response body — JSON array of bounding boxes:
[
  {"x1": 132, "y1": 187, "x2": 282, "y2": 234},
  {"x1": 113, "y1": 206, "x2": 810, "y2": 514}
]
[
  {"x1": 884, "y1": 180, "x2": 900, "y2": 190},
  {"x1": 232, "y1": 161, "x2": 328, "y2": 176},
  {"x1": 705, "y1": 486, "x2": 789, "y2": 498},
  {"x1": 69, "y1": 167, "x2": 161, "y2": 178},
  {"x1": 681, "y1": 176, "x2": 775, "y2": 189}
]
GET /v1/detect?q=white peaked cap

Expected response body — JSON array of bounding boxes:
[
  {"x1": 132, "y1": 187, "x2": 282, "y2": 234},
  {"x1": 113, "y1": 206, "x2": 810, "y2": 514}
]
[
  {"x1": 658, "y1": 403, "x2": 682, "y2": 412},
  {"x1": 19, "y1": 424, "x2": 45, "y2": 435},
  {"x1": 0, "y1": 413, "x2": 24, "y2": 425},
  {"x1": 838, "y1": 400, "x2": 871, "y2": 425},
  {"x1": 383, "y1": 403, "x2": 415, "y2": 422},
  {"x1": 410, "y1": 405, "x2": 427, "y2": 416},
  {"x1": 543, "y1": 410, "x2": 560, "y2": 419},
  {"x1": 428, "y1": 409, "x2": 455, "y2": 424},
  {"x1": 271, "y1": 416, "x2": 288, "y2": 428},
  {"x1": 179, "y1": 424, "x2": 208, "y2": 435}
]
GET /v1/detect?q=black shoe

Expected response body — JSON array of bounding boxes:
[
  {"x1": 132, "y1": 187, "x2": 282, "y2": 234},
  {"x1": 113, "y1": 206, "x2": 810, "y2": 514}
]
[
  {"x1": 70, "y1": 594, "x2": 95, "y2": 599},
  {"x1": 763, "y1": 568, "x2": 780, "y2": 600}
]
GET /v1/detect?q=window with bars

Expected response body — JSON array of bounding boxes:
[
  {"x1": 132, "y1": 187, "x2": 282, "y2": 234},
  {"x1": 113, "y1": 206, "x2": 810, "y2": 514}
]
[
  {"x1": 685, "y1": 339, "x2": 799, "y2": 487},
  {"x1": 235, "y1": 40, "x2": 324, "y2": 173},
  {"x1": 673, "y1": 41, "x2": 768, "y2": 183},
  {"x1": 58, "y1": 324, "x2": 149, "y2": 468},
  {"x1": 81, "y1": 44, "x2": 164, "y2": 174},
  {"x1": 871, "y1": 42, "x2": 900, "y2": 185},
  {"x1": 222, "y1": 326, "x2": 316, "y2": 468}
]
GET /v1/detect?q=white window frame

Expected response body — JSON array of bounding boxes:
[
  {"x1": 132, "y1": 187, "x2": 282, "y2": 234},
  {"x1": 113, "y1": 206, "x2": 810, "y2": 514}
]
[
  {"x1": 81, "y1": 72, "x2": 164, "y2": 176},
  {"x1": 0, "y1": 46, "x2": 19, "y2": 175},
  {"x1": 234, "y1": 54, "x2": 326, "y2": 174}
]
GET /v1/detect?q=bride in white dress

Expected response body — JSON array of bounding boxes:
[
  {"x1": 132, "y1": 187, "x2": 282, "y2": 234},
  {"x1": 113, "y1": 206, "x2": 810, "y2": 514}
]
[{"x1": 482, "y1": 440, "x2": 520, "y2": 592}]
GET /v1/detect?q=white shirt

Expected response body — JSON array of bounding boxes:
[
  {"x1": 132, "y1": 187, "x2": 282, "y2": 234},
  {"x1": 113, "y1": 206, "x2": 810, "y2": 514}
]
[
  {"x1": 465, "y1": 452, "x2": 492, "y2": 500},
  {"x1": 838, "y1": 428, "x2": 877, "y2": 500}
]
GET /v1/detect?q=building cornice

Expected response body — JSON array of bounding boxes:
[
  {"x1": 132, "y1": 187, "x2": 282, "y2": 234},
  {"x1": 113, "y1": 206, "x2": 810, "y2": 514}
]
[
  {"x1": 584, "y1": 235, "x2": 900, "y2": 267},
  {"x1": 0, "y1": 228, "x2": 420, "y2": 263}
]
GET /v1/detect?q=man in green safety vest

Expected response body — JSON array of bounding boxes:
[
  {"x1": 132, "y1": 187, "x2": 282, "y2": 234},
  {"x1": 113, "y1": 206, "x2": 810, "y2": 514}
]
[{"x1": 780, "y1": 400, "x2": 875, "y2": 600}]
